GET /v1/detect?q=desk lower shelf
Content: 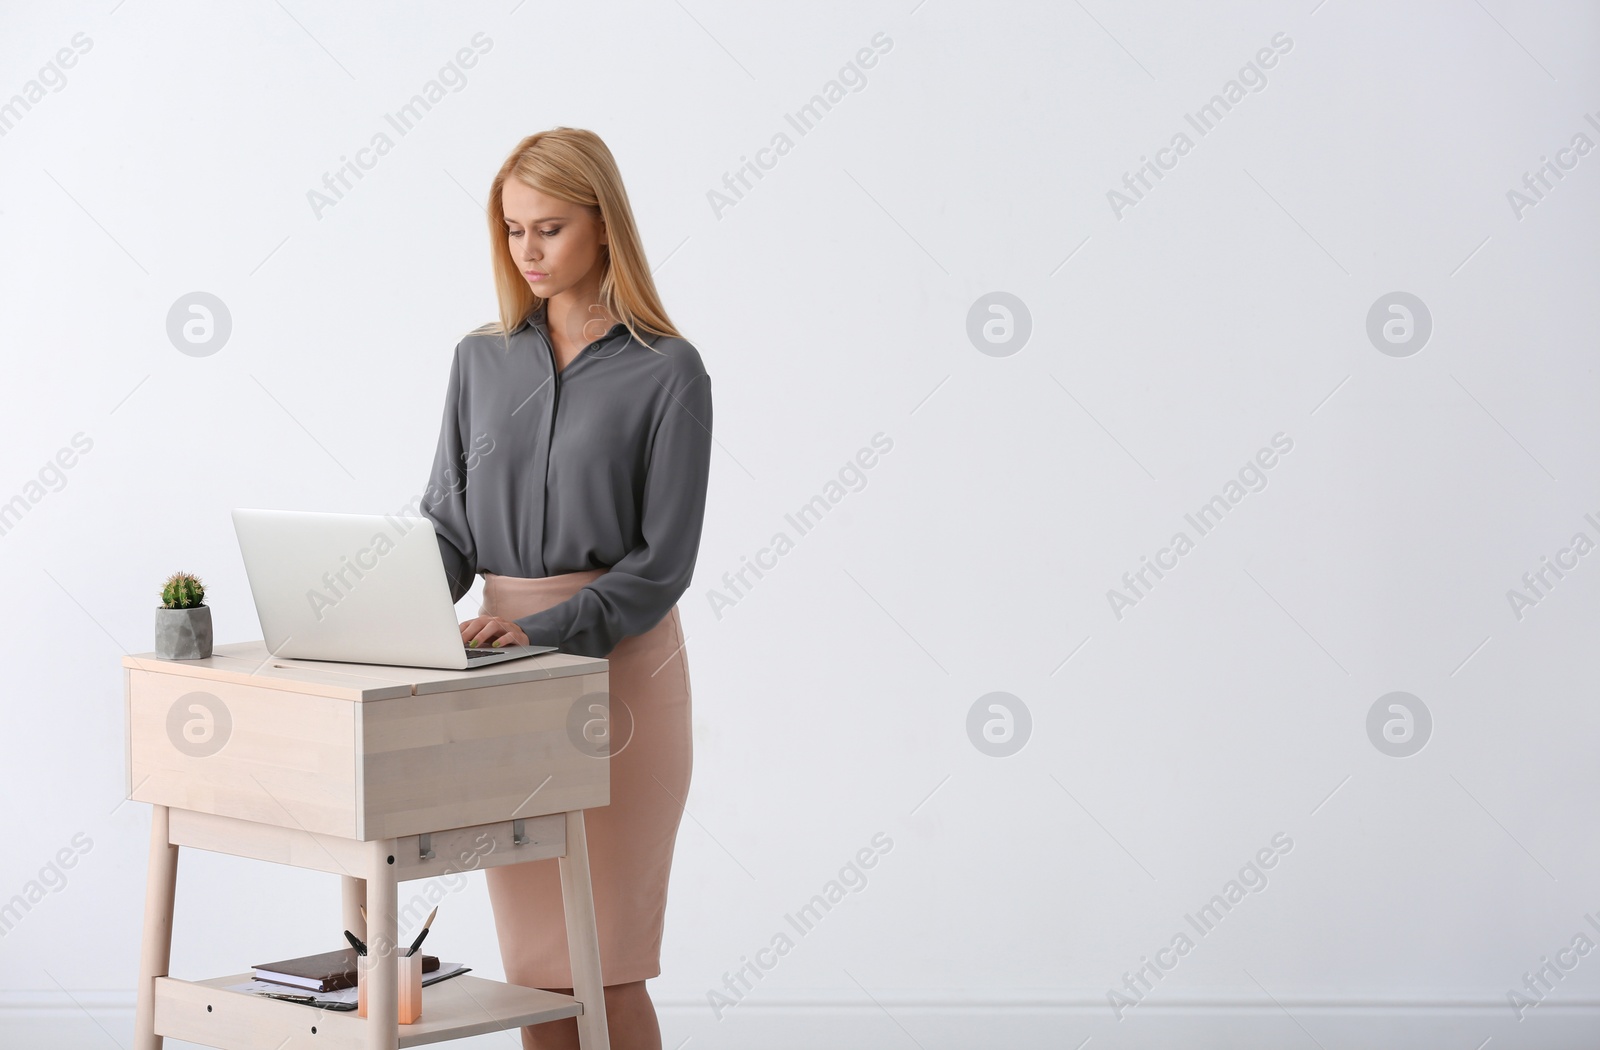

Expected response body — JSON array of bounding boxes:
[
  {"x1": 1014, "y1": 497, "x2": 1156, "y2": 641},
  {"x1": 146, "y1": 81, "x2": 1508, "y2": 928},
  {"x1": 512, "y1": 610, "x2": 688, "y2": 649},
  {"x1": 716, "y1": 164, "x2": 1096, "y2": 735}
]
[{"x1": 155, "y1": 973, "x2": 584, "y2": 1048}]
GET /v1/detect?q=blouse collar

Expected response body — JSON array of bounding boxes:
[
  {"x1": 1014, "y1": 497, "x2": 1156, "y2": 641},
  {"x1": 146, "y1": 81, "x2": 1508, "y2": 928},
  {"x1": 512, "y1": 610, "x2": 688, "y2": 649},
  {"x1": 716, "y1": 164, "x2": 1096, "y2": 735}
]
[{"x1": 515, "y1": 301, "x2": 629, "y2": 342}]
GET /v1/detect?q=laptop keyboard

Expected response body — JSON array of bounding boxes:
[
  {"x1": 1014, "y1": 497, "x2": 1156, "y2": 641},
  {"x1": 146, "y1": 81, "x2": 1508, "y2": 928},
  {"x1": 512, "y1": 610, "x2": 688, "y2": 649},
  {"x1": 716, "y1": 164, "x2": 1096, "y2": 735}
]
[{"x1": 464, "y1": 647, "x2": 506, "y2": 660}]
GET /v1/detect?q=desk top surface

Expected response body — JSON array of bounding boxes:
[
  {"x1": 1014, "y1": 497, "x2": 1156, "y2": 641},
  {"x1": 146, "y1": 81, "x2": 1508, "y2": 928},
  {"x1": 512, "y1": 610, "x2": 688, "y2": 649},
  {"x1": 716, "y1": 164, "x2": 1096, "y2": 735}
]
[{"x1": 122, "y1": 639, "x2": 606, "y2": 700}]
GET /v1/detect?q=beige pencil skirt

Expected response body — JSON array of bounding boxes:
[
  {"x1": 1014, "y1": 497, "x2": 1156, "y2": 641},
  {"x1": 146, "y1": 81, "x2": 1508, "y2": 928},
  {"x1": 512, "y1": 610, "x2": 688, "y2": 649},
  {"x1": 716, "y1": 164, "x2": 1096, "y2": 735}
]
[{"x1": 478, "y1": 568, "x2": 693, "y2": 989}]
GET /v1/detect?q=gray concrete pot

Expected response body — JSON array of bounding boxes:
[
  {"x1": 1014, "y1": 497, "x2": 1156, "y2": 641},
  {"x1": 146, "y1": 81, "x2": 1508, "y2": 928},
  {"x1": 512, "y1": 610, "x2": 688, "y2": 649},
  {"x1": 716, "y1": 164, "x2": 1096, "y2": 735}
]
[{"x1": 155, "y1": 605, "x2": 212, "y2": 660}]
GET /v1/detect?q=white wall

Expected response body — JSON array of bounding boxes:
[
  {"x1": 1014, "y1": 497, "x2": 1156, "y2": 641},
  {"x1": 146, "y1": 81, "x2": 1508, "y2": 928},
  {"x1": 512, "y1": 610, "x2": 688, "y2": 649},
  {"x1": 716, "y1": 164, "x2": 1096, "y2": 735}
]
[{"x1": 3, "y1": 1, "x2": 1599, "y2": 1047}]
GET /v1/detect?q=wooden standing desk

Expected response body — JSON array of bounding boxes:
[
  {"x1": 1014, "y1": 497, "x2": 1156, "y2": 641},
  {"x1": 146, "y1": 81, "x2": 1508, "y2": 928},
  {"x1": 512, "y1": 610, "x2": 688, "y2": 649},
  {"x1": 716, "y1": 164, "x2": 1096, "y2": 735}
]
[{"x1": 124, "y1": 639, "x2": 614, "y2": 1049}]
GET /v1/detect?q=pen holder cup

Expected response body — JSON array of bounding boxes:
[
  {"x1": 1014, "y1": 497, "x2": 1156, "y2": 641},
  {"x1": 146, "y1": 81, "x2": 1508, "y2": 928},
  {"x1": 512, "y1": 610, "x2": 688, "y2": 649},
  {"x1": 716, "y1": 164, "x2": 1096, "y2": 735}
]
[{"x1": 356, "y1": 954, "x2": 423, "y2": 1024}]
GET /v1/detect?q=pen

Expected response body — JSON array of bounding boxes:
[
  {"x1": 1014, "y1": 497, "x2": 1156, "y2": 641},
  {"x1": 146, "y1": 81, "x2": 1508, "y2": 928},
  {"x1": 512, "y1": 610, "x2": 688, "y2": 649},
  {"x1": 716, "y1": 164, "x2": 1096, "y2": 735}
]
[
  {"x1": 253, "y1": 990, "x2": 357, "y2": 1011},
  {"x1": 344, "y1": 929, "x2": 367, "y2": 956},
  {"x1": 259, "y1": 991, "x2": 316, "y2": 1003},
  {"x1": 404, "y1": 906, "x2": 439, "y2": 958}
]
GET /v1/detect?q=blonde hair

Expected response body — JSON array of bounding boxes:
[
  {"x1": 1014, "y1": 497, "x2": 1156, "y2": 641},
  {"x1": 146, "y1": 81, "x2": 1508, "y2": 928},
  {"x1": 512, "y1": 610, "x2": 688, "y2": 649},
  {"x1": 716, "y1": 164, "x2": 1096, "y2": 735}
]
[{"x1": 469, "y1": 127, "x2": 677, "y2": 353}]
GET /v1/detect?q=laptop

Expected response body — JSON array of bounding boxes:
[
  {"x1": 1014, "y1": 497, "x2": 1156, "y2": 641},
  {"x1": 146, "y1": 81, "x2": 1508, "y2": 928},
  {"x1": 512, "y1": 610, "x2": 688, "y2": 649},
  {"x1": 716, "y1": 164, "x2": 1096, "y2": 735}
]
[{"x1": 231, "y1": 508, "x2": 558, "y2": 670}]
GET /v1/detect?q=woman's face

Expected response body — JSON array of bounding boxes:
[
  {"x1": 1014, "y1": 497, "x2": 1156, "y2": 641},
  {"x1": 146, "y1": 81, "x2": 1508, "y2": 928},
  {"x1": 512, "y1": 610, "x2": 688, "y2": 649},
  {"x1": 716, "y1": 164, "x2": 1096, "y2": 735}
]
[{"x1": 501, "y1": 178, "x2": 607, "y2": 300}]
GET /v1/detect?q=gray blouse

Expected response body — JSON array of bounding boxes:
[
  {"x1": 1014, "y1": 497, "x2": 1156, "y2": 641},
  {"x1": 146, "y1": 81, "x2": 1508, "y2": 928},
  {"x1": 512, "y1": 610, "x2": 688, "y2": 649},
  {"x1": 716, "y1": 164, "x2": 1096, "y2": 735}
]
[{"x1": 420, "y1": 301, "x2": 713, "y2": 658}]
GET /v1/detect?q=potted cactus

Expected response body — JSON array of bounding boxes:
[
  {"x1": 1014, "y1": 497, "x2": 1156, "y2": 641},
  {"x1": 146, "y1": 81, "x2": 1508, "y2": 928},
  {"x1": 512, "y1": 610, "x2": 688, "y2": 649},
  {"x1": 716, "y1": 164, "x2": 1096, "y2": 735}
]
[{"x1": 155, "y1": 571, "x2": 213, "y2": 660}]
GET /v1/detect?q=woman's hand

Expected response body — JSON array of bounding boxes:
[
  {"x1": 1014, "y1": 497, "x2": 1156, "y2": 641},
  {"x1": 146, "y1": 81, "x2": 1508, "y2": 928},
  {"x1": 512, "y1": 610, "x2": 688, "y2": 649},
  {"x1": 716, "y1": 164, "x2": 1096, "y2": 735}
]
[{"x1": 459, "y1": 615, "x2": 530, "y2": 649}]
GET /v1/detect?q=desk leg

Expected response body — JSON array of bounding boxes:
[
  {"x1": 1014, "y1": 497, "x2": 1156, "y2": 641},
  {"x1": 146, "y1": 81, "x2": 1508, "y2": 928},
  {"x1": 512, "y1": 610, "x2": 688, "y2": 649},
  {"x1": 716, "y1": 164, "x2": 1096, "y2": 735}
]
[
  {"x1": 343, "y1": 874, "x2": 367, "y2": 940},
  {"x1": 559, "y1": 810, "x2": 610, "y2": 1050},
  {"x1": 134, "y1": 805, "x2": 178, "y2": 1050},
  {"x1": 363, "y1": 839, "x2": 399, "y2": 1050}
]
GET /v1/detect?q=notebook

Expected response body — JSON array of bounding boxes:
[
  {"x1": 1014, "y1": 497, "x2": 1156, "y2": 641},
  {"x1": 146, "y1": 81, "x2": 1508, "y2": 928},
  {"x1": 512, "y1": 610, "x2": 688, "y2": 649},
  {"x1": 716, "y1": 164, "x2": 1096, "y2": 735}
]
[{"x1": 252, "y1": 947, "x2": 440, "y2": 992}]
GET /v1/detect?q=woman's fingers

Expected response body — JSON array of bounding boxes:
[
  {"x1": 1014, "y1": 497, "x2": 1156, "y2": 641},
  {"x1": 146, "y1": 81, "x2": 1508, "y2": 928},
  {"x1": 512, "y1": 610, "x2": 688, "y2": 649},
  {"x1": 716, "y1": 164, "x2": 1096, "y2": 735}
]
[{"x1": 460, "y1": 616, "x2": 516, "y2": 648}]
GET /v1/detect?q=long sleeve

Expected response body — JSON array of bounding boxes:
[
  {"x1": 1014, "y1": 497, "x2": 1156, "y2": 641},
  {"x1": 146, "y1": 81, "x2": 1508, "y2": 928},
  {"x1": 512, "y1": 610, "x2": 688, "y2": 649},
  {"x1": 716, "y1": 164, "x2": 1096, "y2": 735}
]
[
  {"x1": 420, "y1": 342, "x2": 479, "y2": 604},
  {"x1": 513, "y1": 370, "x2": 713, "y2": 657}
]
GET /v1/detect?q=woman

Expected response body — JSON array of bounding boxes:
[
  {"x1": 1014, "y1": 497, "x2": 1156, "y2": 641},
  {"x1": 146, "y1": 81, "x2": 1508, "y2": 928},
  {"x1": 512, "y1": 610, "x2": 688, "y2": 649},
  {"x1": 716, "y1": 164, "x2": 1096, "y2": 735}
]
[{"x1": 421, "y1": 127, "x2": 713, "y2": 1050}]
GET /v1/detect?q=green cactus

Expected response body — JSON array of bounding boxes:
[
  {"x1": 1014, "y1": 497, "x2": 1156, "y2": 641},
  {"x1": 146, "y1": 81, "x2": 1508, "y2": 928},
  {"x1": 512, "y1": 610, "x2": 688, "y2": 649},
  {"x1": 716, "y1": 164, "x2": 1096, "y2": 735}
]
[{"x1": 161, "y1": 571, "x2": 206, "y2": 609}]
